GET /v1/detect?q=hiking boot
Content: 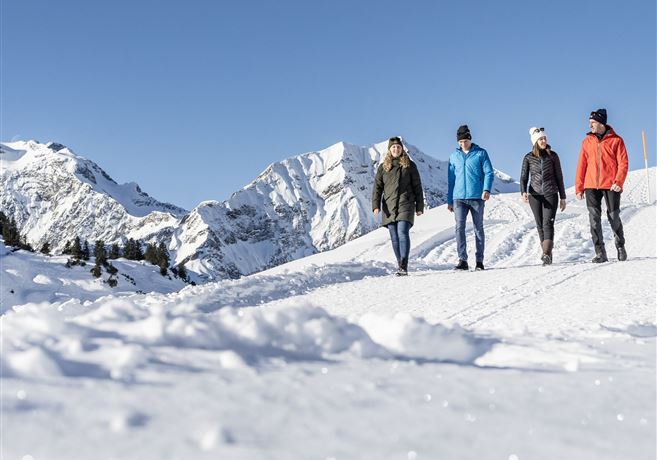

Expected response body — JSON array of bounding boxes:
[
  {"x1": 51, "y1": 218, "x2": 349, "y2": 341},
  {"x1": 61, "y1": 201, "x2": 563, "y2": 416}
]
[
  {"x1": 592, "y1": 247, "x2": 608, "y2": 263},
  {"x1": 401, "y1": 258, "x2": 408, "y2": 271},
  {"x1": 541, "y1": 253, "x2": 552, "y2": 266},
  {"x1": 592, "y1": 254, "x2": 608, "y2": 263},
  {"x1": 617, "y1": 246, "x2": 627, "y2": 261},
  {"x1": 454, "y1": 260, "x2": 469, "y2": 271},
  {"x1": 541, "y1": 239, "x2": 553, "y2": 266},
  {"x1": 396, "y1": 258, "x2": 408, "y2": 276},
  {"x1": 475, "y1": 261, "x2": 485, "y2": 271}
]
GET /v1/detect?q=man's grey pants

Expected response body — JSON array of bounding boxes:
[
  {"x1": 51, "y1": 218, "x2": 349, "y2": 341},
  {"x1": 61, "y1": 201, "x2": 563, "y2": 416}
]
[{"x1": 585, "y1": 189, "x2": 625, "y2": 254}]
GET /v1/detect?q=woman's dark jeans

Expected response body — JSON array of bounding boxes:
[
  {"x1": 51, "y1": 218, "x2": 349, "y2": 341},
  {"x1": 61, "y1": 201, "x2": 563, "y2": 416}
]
[{"x1": 387, "y1": 220, "x2": 411, "y2": 264}]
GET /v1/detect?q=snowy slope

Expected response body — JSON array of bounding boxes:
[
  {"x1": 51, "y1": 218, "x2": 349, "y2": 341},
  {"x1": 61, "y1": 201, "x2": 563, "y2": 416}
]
[
  {"x1": 0, "y1": 240, "x2": 186, "y2": 314},
  {"x1": 2, "y1": 168, "x2": 655, "y2": 460}
]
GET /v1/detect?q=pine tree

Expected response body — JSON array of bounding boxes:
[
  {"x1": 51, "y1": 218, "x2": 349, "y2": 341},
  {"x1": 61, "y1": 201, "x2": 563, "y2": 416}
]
[
  {"x1": 94, "y1": 240, "x2": 107, "y2": 266},
  {"x1": 10, "y1": 219, "x2": 20, "y2": 246},
  {"x1": 2, "y1": 218, "x2": 20, "y2": 247},
  {"x1": 134, "y1": 240, "x2": 144, "y2": 260},
  {"x1": 82, "y1": 240, "x2": 90, "y2": 261},
  {"x1": 109, "y1": 243, "x2": 120, "y2": 259},
  {"x1": 72, "y1": 237, "x2": 83, "y2": 260},
  {"x1": 177, "y1": 262, "x2": 188, "y2": 281},
  {"x1": 62, "y1": 240, "x2": 72, "y2": 255},
  {"x1": 144, "y1": 243, "x2": 158, "y2": 265},
  {"x1": 157, "y1": 242, "x2": 169, "y2": 276},
  {"x1": 40, "y1": 242, "x2": 51, "y2": 255},
  {"x1": 0, "y1": 216, "x2": 35, "y2": 251},
  {"x1": 106, "y1": 262, "x2": 118, "y2": 275},
  {"x1": 123, "y1": 239, "x2": 135, "y2": 260},
  {"x1": 157, "y1": 242, "x2": 169, "y2": 267},
  {"x1": 90, "y1": 265, "x2": 102, "y2": 278},
  {"x1": 107, "y1": 276, "x2": 118, "y2": 288}
]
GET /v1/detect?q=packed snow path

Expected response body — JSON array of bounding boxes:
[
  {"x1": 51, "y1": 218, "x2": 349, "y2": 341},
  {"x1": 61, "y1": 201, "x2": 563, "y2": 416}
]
[{"x1": 2, "y1": 169, "x2": 656, "y2": 459}]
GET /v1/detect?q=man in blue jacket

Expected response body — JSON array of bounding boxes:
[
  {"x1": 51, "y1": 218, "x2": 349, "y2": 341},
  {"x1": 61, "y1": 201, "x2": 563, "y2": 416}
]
[{"x1": 447, "y1": 125, "x2": 495, "y2": 271}]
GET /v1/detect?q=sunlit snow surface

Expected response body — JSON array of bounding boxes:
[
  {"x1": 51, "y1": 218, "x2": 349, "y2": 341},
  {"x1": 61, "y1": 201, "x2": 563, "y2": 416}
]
[{"x1": 2, "y1": 169, "x2": 656, "y2": 460}]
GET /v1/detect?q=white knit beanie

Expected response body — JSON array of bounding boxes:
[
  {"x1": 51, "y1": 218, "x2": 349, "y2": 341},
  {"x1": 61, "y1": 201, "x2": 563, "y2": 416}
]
[{"x1": 529, "y1": 127, "x2": 548, "y2": 145}]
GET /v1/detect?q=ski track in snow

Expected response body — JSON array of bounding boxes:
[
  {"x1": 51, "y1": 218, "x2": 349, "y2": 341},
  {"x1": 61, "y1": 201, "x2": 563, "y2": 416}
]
[{"x1": 2, "y1": 169, "x2": 656, "y2": 460}]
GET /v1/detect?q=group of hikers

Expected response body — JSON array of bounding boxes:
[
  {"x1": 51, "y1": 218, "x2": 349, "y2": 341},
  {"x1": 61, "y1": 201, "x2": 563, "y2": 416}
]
[{"x1": 371, "y1": 108, "x2": 629, "y2": 276}]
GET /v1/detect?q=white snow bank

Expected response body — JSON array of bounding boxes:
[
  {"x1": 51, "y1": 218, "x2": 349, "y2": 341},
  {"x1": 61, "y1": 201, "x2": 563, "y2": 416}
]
[
  {"x1": 359, "y1": 312, "x2": 495, "y2": 363},
  {"x1": 179, "y1": 261, "x2": 391, "y2": 314},
  {"x1": 1, "y1": 298, "x2": 493, "y2": 379}
]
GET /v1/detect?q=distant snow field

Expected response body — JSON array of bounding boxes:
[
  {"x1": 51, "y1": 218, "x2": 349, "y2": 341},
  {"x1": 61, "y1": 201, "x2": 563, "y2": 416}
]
[{"x1": 2, "y1": 168, "x2": 656, "y2": 460}]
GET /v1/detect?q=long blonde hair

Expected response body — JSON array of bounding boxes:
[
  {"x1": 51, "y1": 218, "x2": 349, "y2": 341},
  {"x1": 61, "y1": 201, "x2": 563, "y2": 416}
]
[
  {"x1": 532, "y1": 143, "x2": 552, "y2": 157},
  {"x1": 383, "y1": 151, "x2": 411, "y2": 171}
]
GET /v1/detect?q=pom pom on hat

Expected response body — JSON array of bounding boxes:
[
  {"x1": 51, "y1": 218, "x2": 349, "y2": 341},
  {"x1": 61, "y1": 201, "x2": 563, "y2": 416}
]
[
  {"x1": 529, "y1": 126, "x2": 548, "y2": 145},
  {"x1": 456, "y1": 125, "x2": 472, "y2": 141}
]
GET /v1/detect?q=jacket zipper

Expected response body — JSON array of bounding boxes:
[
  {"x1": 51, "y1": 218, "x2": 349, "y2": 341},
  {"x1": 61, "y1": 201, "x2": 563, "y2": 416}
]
[
  {"x1": 540, "y1": 154, "x2": 544, "y2": 194},
  {"x1": 596, "y1": 139, "x2": 601, "y2": 188},
  {"x1": 394, "y1": 164, "x2": 403, "y2": 218},
  {"x1": 462, "y1": 151, "x2": 468, "y2": 197}
]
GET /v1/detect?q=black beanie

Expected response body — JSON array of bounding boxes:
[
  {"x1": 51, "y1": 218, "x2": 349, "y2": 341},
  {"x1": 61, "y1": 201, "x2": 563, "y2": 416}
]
[
  {"x1": 388, "y1": 136, "x2": 403, "y2": 150},
  {"x1": 589, "y1": 108, "x2": 607, "y2": 125},
  {"x1": 456, "y1": 125, "x2": 472, "y2": 141}
]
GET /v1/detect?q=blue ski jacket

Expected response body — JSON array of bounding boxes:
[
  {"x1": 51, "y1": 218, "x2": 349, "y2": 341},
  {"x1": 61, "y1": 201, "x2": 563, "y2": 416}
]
[{"x1": 447, "y1": 143, "x2": 495, "y2": 205}]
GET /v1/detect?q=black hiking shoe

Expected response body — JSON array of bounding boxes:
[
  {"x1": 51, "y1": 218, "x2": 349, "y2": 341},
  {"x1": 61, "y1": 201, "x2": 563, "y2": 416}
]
[
  {"x1": 541, "y1": 253, "x2": 552, "y2": 266},
  {"x1": 454, "y1": 260, "x2": 469, "y2": 271},
  {"x1": 617, "y1": 246, "x2": 627, "y2": 261},
  {"x1": 592, "y1": 254, "x2": 608, "y2": 263},
  {"x1": 592, "y1": 246, "x2": 608, "y2": 263},
  {"x1": 394, "y1": 258, "x2": 408, "y2": 276},
  {"x1": 475, "y1": 261, "x2": 485, "y2": 271},
  {"x1": 396, "y1": 258, "x2": 408, "y2": 276}
]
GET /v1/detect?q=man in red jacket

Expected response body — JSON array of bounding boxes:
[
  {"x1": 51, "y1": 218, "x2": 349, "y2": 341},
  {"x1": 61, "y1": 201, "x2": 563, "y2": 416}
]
[{"x1": 575, "y1": 108, "x2": 628, "y2": 263}]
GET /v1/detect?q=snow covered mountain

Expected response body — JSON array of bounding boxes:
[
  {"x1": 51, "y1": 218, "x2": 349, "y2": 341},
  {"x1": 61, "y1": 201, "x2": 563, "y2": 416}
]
[
  {"x1": 0, "y1": 140, "x2": 186, "y2": 253},
  {"x1": 1, "y1": 139, "x2": 518, "y2": 281}
]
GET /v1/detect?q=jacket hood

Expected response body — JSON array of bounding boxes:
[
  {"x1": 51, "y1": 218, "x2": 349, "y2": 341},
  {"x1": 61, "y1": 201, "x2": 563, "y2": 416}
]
[
  {"x1": 586, "y1": 125, "x2": 619, "y2": 140},
  {"x1": 455, "y1": 142, "x2": 484, "y2": 155}
]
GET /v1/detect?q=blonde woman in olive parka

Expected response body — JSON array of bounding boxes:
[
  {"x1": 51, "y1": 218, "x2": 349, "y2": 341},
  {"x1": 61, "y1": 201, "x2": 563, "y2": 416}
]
[{"x1": 372, "y1": 136, "x2": 424, "y2": 276}]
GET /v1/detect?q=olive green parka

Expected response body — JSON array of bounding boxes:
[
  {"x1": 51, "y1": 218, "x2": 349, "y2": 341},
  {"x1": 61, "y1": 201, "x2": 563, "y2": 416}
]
[{"x1": 371, "y1": 156, "x2": 424, "y2": 227}]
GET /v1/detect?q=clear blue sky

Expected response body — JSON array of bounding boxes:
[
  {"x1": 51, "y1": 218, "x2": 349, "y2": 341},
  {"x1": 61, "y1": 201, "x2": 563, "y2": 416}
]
[{"x1": 2, "y1": 0, "x2": 655, "y2": 210}]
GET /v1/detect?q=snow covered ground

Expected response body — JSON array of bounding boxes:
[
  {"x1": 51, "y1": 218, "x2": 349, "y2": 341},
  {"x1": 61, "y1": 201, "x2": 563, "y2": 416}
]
[
  {"x1": 2, "y1": 168, "x2": 656, "y2": 460},
  {"x1": 0, "y1": 246, "x2": 186, "y2": 314}
]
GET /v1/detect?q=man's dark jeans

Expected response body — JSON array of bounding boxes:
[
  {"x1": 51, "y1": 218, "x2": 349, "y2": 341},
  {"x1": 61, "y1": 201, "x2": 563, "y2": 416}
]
[{"x1": 454, "y1": 199, "x2": 485, "y2": 263}]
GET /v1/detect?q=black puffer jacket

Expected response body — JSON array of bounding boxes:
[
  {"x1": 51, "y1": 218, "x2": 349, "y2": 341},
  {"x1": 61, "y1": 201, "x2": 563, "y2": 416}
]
[
  {"x1": 520, "y1": 149, "x2": 566, "y2": 198},
  {"x1": 372, "y1": 158, "x2": 424, "y2": 227}
]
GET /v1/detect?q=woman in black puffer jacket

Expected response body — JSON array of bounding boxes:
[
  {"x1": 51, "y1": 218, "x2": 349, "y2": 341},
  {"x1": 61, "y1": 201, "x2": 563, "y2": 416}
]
[{"x1": 520, "y1": 127, "x2": 567, "y2": 265}]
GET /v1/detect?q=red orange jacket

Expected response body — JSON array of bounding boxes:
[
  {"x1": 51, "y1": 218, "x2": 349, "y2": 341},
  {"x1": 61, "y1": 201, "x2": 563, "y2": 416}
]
[{"x1": 575, "y1": 126, "x2": 629, "y2": 194}]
